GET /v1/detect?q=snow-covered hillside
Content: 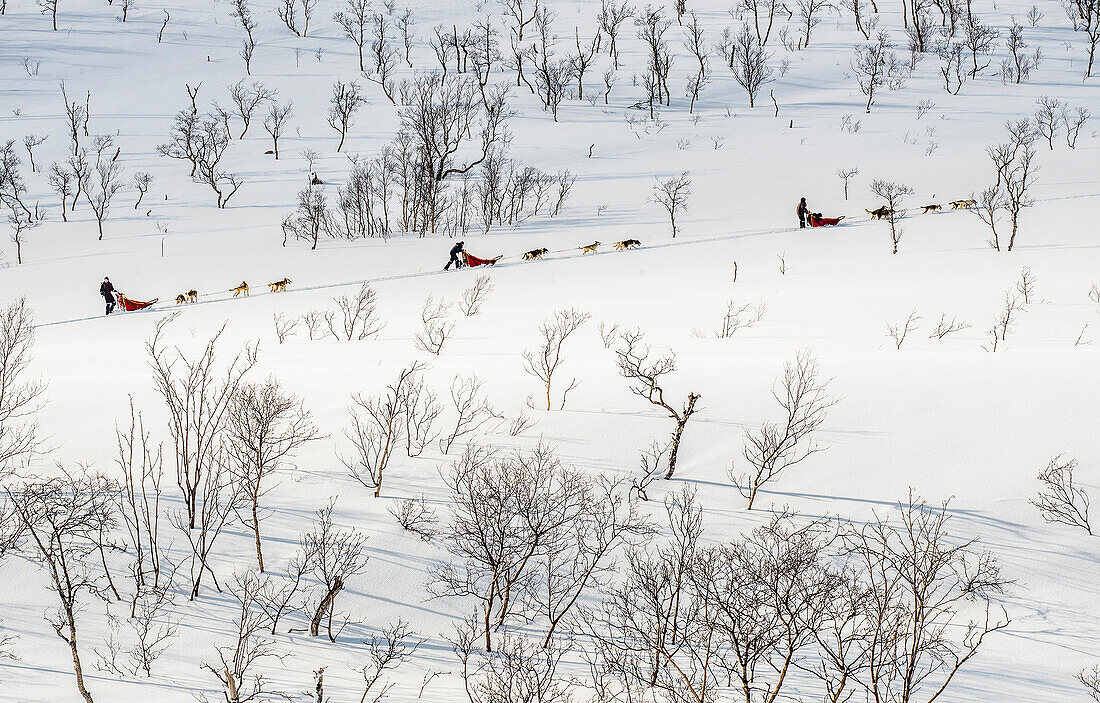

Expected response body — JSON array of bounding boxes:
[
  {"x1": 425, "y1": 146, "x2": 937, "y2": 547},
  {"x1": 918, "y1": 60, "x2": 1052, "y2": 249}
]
[{"x1": 1, "y1": 0, "x2": 1099, "y2": 700}]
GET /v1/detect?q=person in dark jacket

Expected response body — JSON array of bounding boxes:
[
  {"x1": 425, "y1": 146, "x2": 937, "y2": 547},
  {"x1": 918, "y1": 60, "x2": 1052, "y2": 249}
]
[
  {"x1": 100, "y1": 277, "x2": 117, "y2": 315},
  {"x1": 797, "y1": 197, "x2": 809, "y2": 229},
  {"x1": 444, "y1": 241, "x2": 465, "y2": 270}
]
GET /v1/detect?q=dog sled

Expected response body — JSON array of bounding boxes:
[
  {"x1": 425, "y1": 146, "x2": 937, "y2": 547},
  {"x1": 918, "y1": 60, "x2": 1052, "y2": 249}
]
[
  {"x1": 462, "y1": 251, "x2": 502, "y2": 267},
  {"x1": 808, "y1": 213, "x2": 845, "y2": 227},
  {"x1": 116, "y1": 294, "x2": 158, "y2": 312}
]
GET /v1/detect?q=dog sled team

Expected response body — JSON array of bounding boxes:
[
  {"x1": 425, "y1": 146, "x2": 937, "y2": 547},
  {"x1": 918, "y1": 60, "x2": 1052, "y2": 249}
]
[
  {"x1": 797, "y1": 195, "x2": 977, "y2": 229},
  {"x1": 443, "y1": 238, "x2": 641, "y2": 270},
  {"x1": 98, "y1": 275, "x2": 292, "y2": 315}
]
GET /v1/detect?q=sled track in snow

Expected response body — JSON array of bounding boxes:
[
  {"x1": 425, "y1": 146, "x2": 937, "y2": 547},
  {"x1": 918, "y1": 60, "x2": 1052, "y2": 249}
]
[{"x1": 35, "y1": 223, "x2": 792, "y2": 329}]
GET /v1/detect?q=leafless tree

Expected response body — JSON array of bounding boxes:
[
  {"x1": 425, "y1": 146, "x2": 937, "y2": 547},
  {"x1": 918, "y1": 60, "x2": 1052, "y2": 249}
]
[
  {"x1": 599, "y1": 0, "x2": 635, "y2": 68},
  {"x1": 652, "y1": 172, "x2": 691, "y2": 238},
  {"x1": 335, "y1": 0, "x2": 371, "y2": 71},
  {"x1": 6, "y1": 469, "x2": 118, "y2": 703},
  {"x1": 439, "y1": 375, "x2": 499, "y2": 454},
  {"x1": 252, "y1": 558, "x2": 308, "y2": 634},
  {"x1": 329, "y1": 283, "x2": 384, "y2": 340},
  {"x1": 147, "y1": 317, "x2": 258, "y2": 530},
  {"x1": 132, "y1": 172, "x2": 152, "y2": 209},
  {"x1": 366, "y1": 11, "x2": 400, "y2": 103},
  {"x1": 533, "y1": 475, "x2": 654, "y2": 646},
  {"x1": 356, "y1": 620, "x2": 423, "y2": 701},
  {"x1": 836, "y1": 166, "x2": 858, "y2": 199},
  {"x1": 201, "y1": 572, "x2": 286, "y2": 702},
  {"x1": 1063, "y1": 105, "x2": 1090, "y2": 148},
  {"x1": 414, "y1": 295, "x2": 454, "y2": 355},
  {"x1": 48, "y1": 163, "x2": 74, "y2": 222},
  {"x1": 1081, "y1": 665, "x2": 1100, "y2": 700},
  {"x1": 928, "y1": 313, "x2": 971, "y2": 338},
  {"x1": 1065, "y1": 0, "x2": 1100, "y2": 77},
  {"x1": 740, "y1": 0, "x2": 782, "y2": 46},
  {"x1": 277, "y1": 0, "x2": 299, "y2": 35},
  {"x1": 388, "y1": 495, "x2": 439, "y2": 540},
  {"x1": 0, "y1": 141, "x2": 37, "y2": 222},
  {"x1": 571, "y1": 27, "x2": 600, "y2": 100},
  {"x1": 228, "y1": 80, "x2": 275, "y2": 139},
  {"x1": 582, "y1": 488, "x2": 705, "y2": 700},
  {"x1": 115, "y1": 402, "x2": 170, "y2": 608},
  {"x1": 870, "y1": 179, "x2": 913, "y2": 254},
  {"x1": 453, "y1": 628, "x2": 573, "y2": 702},
  {"x1": 89, "y1": 160, "x2": 124, "y2": 240},
  {"x1": 342, "y1": 363, "x2": 422, "y2": 497},
  {"x1": 1034, "y1": 96, "x2": 1061, "y2": 149},
  {"x1": 22, "y1": 134, "x2": 47, "y2": 173},
  {"x1": 799, "y1": 0, "x2": 833, "y2": 46},
  {"x1": 264, "y1": 100, "x2": 293, "y2": 160},
  {"x1": 396, "y1": 8, "x2": 416, "y2": 67},
  {"x1": 973, "y1": 185, "x2": 1005, "y2": 250},
  {"x1": 7, "y1": 205, "x2": 40, "y2": 266},
  {"x1": 853, "y1": 31, "x2": 903, "y2": 112},
  {"x1": 887, "y1": 308, "x2": 921, "y2": 348},
  {"x1": 1015, "y1": 265, "x2": 1037, "y2": 304},
  {"x1": 97, "y1": 583, "x2": 177, "y2": 677},
  {"x1": 983, "y1": 290, "x2": 1024, "y2": 352},
  {"x1": 615, "y1": 330, "x2": 700, "y2": 479},
  {"x1": 226, "y1": 378, "x2": 321, "y2": 571},
  {"x1": 523, "y1": 308, "x2": 591, "y2": 410},
  {"x1": 460, "y1": 275, "x2": 494, "y2": 316},
  {"x1": 171, "y1": 448, "x2": 242, "y2": 600},
  {"x1": 232, "y1": 0, "x2": 258, "y2": 75},
  {"x1": 431, "y1": 443, "x2": 588, "y2": 651},
  {"x1": 38, "y1": 0, "x2": 60, "y2": 30},
  {"x1": 400, "y1": 371, "x2": 441, "y2": 457},
  {"x1": 693, "y1": 514, "x2": 838, "y2": 703},
  {"x1": 0, "y1": 299, "x2": 44, "y2": 477},
  {"x1": 1030, "y1": 455, "x2": 1092, "y2": 535},
  {"x1": 299, "y1": 500, "x2": 369, "y2": 640},
  {"x1": 283, "y1": 188, "x2": 330, "y2": 250},
  {"x1": 734, "y1": 352, "x2": 833, "y2": 509},
  {"x1": 986, "y1": 120, "x2": 1037, "y2": 251},
  {"x1": 708, "y1": 299, "x2": 767, "y2": 338},
  {"x1": 326, "y1": 81, "x2": 364, "y2": 153},
  {"x1": 842, "y1": 494, "x2": 1011, "y2": 703},
  {"x1": 533, "y1": 9, "x2": 576, "y2": 122}
]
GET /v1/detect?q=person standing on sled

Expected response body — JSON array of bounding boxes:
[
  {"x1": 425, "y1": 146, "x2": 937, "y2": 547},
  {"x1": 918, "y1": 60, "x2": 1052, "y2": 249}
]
[
  {"x1": 444, "y1": 241, "x2": 465, "y2": 270},
  {"x1": 100, "y1": 276, "x2": 117, "y2": 315},
  {"x1": 797, "y1": 197, "x2": 810, "y2": 229}
]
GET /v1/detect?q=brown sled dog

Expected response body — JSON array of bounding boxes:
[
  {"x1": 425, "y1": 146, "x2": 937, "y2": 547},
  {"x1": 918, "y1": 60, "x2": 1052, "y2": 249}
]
[
  {"x1": 523, "y1": 248, "x2": 549, "y2": 261},
  {"x1": 268, "y1": 278, "x2": 291, "y2": 293},
  {"x1": 613, "y1": 239, "x2": 641, "y2": 250},
  {"x1": 231, "y1": 281, "x2": 249, "y2": 297},
  {"x1": 580, "y1": 241, "x2": 601, "y2": 254},
  {"x1": 950, "y1": 198, "x2": 976, "y2": 209},
  {"x1": 175, "y1": 294, "x2": 187, "y2": 305},
  {"x1": 921, "y1": 204, "x2": 942, "y2": 214}
]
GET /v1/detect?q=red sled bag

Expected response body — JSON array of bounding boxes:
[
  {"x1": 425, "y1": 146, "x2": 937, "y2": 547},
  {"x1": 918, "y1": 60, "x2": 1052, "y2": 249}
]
[
  {"x1": 809, "y1": 213, "x2": 845, "y2": 227},
  {"x1": 116, "y1": 294, "x2": 158, "y2": 311},
  {"x1": 462, "y1": 251, "x2": 502, "y2": 267}
]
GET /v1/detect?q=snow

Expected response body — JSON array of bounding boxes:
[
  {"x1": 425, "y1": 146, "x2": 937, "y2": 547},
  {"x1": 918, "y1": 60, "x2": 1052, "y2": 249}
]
[{"x1": 1, "y1": 0, "x2": 1099, "y2": 699}]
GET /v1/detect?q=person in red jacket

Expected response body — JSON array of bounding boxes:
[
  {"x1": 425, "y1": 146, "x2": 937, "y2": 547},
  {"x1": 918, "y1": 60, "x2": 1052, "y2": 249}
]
[{"x1": 100, "y1": 277, "x2": 117, "y2": 315}]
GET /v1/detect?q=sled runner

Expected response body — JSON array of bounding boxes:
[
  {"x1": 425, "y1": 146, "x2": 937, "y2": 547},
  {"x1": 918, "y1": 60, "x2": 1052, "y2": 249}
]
[
  {"x1": 809, "y1": 214, "x2": 845, "y2": 227},
  {"x1": 116, "y1": 294, "x2": 158, "y2": 311},
  {"x1": 462, "y1": 251, "x2": 501, "y2": 267}
]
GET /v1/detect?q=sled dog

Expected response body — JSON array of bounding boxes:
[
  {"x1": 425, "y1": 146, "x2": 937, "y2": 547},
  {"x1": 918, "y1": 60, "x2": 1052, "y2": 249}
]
[
  {"x1": 186, "y1": 290, "x2": 199, "y2": 303},
  {"x1": 232, "y1": 281, "x2": 249, "y2": 297},
  {"x1": 867, "y1": 206, "x2": 895, "y2": 220},
  {"x1": 580, "y1": 241, "x2": 601, "y2": 254},
  {"x1": 613, "y1": 239, "x2": 641, "y2": 250},
  {"x1": 951, "y1": 199, "x2": 976, "y2": 209},
  {"x1": 921, "y1": 204, "x2": 942, "y2": 214},
  {"x1": 175, "y1": 294, "x2": 187, "y2": 305},
  {"x1": 523, "y1": 248, "x2": 549, "y2": 261},
  {"x1": 268, "y1": 278, "x2": 291, "y2": 293}
]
